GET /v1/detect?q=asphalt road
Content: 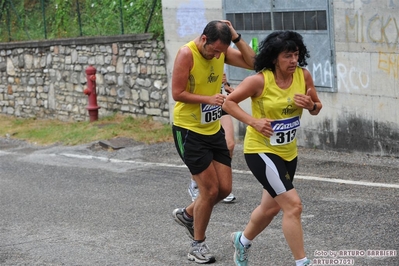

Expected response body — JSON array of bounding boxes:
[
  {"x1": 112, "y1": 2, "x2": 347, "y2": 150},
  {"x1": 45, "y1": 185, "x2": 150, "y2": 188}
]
[{"x1": 0, "y1": 137, "x2": 398, "y2": 266}]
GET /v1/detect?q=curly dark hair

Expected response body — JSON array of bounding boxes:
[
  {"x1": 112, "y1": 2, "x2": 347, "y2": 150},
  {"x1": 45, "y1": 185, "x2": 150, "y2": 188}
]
[
  {"x1": 201, "y1": 20, "x2": 232, "y2": 46},
  {"x1": 254, "y1": 31, "x2": 310, "y2": 72}
]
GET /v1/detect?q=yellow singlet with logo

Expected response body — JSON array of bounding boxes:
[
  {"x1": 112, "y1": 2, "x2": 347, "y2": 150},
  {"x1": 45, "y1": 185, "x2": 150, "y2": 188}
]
[
  {"x1": 244, "y1": 67, "x2": 306, "y2": 161},
  {"x1": 173, "y1": 41, "x2": 225, "y2": 135}
]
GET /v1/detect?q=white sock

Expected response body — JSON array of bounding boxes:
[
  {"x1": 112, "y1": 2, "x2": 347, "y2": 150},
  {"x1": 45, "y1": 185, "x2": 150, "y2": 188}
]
[
  {"x1": 239, "y1": 233, "x2": 252, "y2": 247},
  {"x1": 190, "y1": 179, "x2": 197, "y2": 188},
  {"x1": 295, "y1": 257, "x2": 308, "y2": 266}
]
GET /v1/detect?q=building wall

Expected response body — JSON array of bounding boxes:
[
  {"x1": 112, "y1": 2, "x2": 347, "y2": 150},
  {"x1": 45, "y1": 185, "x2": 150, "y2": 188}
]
[
  {"x1": 309, "y1": 0, "x2": 399, "y2": 155},
  {"x1": 161, "y1": 0, "x2": 224, "y2": 123},
  {"x1": 0, "y1": 34, "x2": 169, "y2": 123},
  {"x1": 162, "y1": 0, "x2": 399, "y2": 156}
]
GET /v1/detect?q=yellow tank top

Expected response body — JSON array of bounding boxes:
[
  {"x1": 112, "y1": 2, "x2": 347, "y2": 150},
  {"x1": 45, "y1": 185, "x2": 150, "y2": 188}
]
[
  {"x1": 173, "y1": 41, "x2": 225, "y2": 135},
  {"x1": 244, "y1": 67, "x2": 305, "y2": 161}
]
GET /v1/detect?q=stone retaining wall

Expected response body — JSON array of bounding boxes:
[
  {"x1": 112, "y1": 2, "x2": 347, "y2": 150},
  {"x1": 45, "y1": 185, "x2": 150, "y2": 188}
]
[{"x1": 0, "y1": 34, "x2": 169, "y2": 123}]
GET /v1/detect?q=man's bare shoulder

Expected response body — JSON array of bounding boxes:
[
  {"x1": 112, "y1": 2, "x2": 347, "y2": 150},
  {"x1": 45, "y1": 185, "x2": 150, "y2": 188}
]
[
  {"x1": 176, "y1": 45, "x2": 192, "y2": 57},
  {"x1": 174, "y1": 45, "x2": 194, "y2": 70}
]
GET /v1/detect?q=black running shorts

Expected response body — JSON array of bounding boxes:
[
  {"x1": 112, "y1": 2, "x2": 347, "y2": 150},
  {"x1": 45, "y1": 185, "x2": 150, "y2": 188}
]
[
  {"x1": 172, "y1": 125, "x2": 231, "y2": 175},
  {"x1": 245, "y1": 153, "x2": 297, "y2": 198}
]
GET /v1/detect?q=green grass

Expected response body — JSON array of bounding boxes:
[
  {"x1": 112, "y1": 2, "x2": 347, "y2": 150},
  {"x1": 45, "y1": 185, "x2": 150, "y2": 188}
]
[{"x1": 0, "y1": 114, "x2": 173, "y2": 146}]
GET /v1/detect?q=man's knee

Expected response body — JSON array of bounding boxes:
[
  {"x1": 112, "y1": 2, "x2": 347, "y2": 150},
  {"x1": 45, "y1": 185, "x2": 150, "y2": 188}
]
[{"x1": 219, "y1": 186, "x2": 232, "y2": 199}]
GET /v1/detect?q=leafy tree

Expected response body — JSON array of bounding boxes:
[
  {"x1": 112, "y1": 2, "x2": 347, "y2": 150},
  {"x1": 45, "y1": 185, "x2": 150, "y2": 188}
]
[{"x1": 0, "y1": 0, "x2": 163, "y2": 42}]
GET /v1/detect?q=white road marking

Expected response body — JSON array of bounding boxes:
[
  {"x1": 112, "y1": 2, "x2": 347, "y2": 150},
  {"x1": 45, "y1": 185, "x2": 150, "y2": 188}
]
[
  {"x1": 296, "y1": 175, "x2": 399, "y2": 189},
  {"x1": 2, "y1": 150, "x2": 398, "y2": 189},
  {"x1": 59, "y1": 153, "x2": 399, "y2": 189}
]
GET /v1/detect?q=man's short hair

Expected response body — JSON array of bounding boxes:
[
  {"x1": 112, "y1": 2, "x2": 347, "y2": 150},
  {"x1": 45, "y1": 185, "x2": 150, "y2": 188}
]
[{"x1": 202, "y1": 20, "x2": 232, "y2": 46}]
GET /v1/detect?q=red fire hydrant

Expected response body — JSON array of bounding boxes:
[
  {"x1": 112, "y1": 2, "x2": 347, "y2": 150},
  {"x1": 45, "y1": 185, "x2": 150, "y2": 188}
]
[{"x1": 83, "y1": 65, "x2": 100, "y2": 122}]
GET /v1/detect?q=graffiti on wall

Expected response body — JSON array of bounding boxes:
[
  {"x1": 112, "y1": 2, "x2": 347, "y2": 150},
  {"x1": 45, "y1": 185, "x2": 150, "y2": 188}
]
[
  {"x1": 345, "y1": 11, "x2": 398, "y2": 50},
  {"x1": 311, "y1": 60, "x2": 334, "y2": 88},
  {"x1": 176, "y1": 0, "x2": 207, "y2": 38},
  {"x1": 309, "y1": 60, "x2": 371, "y2": 92},
  {"x1": 378, "y1": 51, "x2": 399, "y2": 79},
  {"x1": 342, "y1": 0, "x2": 397, "y2": 7},
  {"x1": 345, "y1": 5, "x2": 398, "y2": 80},
  {"x1": 337, "y1": 63, "x2": 370, "y2": 92}
]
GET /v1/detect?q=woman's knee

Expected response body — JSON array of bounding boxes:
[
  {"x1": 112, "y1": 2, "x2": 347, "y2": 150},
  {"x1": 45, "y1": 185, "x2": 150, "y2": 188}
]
[
  {"x1": 268, "y1": 205, "x2": 281, "y2": 217},
  {"x1": 228, "y1": 142, "x2": 235, "y2": 156},
  {"x1": 276, "y1": 190, "x2": 303, "y2": 217},
  {"x1": 258, "y1": 200, "x2": 281, "y2": 217},
  {"x1": 285, "y1": 200, "x2": 303, "y2": 217}
]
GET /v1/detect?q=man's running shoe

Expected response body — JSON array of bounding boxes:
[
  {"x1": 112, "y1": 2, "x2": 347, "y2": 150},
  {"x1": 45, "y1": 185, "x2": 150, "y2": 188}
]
[
  {"x1": 188, "y1": 185, "x2": 199, "y2": 202},
  {"x1": 223, "y1": 193, "x2": 236, "y2": 203},
  {"x1": 172, "y1": 208, "x2": 194, "y2": 239},
  {"x1": 231, "y1": 231, "x2": 250, "y2": 266},
  {"x1": 187, "y1": 241, "x2": 216, "y2": 264},
  {"x1": 189, "y1": 185, "x2": 236, "y2": 203},
  {"x1": 303, "y1": 259, "x2": 312, "y2": 266}
]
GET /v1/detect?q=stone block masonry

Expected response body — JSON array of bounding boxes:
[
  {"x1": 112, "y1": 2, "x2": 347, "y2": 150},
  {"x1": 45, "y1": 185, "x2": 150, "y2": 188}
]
[{"x1": 0, "y1": 34, "x2": 169, "y2": 123}]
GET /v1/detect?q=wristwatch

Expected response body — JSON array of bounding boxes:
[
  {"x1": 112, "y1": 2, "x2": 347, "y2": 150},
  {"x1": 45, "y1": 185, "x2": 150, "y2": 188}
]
[{"x1": 232, "y1": 33, "x2": 241, "y2": 43}]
